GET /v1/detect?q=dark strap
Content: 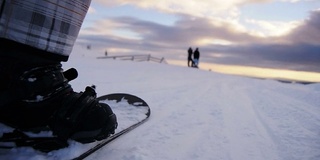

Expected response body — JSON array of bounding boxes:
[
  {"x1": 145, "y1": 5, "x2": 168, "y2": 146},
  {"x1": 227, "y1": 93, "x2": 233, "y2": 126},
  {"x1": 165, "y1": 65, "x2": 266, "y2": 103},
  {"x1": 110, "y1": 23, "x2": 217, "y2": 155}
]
[
  {"x1": 0, "y1": 65, "x2": 71, "y2": 108},
  {"x1": 0, "y1": 130, "x2": 68, "y2": 152},
  {"x1": 49, "y1": 86, "x2": 98, "y2": 140},
  {"x1": 19, "y1": 65, "x2": 69, "y2": 102}
]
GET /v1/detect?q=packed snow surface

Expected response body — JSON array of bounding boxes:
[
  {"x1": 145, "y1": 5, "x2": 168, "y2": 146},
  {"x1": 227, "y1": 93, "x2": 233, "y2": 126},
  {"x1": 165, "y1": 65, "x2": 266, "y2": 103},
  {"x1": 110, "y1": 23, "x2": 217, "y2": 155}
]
[{"x1": 1, "y1": 46, "x2": 320, "y2": 160}]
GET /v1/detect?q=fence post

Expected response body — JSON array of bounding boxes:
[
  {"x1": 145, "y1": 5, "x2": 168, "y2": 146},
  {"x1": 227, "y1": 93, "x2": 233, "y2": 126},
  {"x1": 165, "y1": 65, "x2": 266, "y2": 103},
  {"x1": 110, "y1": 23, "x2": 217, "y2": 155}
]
[{"x1": 160, "y1": 57, "x2": 164, "y2": 63}]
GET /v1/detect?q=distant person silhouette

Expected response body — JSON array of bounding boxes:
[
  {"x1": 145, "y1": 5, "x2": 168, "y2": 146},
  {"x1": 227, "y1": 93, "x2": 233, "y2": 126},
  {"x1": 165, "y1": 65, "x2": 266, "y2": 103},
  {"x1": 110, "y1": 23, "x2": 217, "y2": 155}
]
[
  {"x1": 187, "y1": 47, "x2": 194, "y2": 67},
  {"x1": 193, "y1": 48, "x2": 200, "y2": 68}
]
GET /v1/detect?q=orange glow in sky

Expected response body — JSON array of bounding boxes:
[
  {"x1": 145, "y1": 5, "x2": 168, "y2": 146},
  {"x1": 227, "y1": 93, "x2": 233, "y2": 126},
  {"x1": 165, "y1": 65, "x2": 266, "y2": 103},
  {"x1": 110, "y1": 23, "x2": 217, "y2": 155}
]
[{"x1": 168, "y1": 60, "x2": 320, "y2": 83}]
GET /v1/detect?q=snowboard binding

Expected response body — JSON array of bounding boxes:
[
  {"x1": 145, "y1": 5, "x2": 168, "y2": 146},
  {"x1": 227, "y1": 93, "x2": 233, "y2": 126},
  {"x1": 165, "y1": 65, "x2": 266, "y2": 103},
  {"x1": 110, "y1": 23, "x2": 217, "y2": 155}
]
[{"x1": 0, "y1": 64, "x2": 117, "y2": 152}]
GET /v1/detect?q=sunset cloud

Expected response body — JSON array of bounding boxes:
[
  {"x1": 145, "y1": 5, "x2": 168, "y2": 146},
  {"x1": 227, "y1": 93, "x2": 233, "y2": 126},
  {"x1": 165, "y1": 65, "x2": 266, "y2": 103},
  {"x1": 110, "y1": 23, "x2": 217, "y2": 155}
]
[
  {"x1": 245, "y1": 19, "x2": 301, "y2": 37},
  {"x1": 285, "y1": 9, "x2": 320, "y2": 44},
  {"x1": 94, "y1": 0, "x2": 272, "y2": 17},
  {"x1": 79, "y1": 1, "x2": 320, "y2": 72}
]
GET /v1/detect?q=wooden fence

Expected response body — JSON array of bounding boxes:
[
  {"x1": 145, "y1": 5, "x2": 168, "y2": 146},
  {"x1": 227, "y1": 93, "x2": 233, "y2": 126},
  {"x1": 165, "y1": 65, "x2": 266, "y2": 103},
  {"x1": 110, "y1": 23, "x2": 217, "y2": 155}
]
[{"x1": 97, "y1": 54, "x2": 167, "y2": 64}]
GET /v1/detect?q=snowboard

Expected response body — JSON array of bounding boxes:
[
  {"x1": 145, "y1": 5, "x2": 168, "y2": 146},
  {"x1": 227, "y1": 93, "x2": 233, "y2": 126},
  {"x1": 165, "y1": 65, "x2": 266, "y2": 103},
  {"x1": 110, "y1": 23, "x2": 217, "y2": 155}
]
[{"x1": 0, "y1": 93, "x2": 150, "y2": 160}]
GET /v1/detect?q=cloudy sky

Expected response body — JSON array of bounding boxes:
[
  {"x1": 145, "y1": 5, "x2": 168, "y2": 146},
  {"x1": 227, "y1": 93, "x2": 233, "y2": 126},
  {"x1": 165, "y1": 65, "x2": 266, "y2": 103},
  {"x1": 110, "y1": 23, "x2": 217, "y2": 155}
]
[{"x1": 77, "y1": 0, "x2": 320, "y2": 72}]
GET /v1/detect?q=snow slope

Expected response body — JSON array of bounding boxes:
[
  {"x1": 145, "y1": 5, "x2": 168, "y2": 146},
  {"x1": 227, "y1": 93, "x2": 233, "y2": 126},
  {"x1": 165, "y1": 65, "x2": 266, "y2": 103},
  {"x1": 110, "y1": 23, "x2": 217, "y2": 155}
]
[{"x1": 1, "y1": 46, "x2": 320, "y2": 160}]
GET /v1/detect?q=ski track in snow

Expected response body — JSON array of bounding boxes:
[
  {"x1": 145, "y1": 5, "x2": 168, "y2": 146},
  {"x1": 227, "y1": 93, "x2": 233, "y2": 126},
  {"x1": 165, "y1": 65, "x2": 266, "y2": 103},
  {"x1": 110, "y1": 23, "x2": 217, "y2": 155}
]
[{"x1": 1, "y1": 46, "x2": 320, "y2": 160}]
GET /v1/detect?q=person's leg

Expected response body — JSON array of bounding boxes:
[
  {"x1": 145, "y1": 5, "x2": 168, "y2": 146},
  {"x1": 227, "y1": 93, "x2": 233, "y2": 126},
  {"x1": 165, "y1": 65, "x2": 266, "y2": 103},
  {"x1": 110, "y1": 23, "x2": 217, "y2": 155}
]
[
  {"x1": 0, "y1": 0, "x2": 117, "y2": 144},
  {"x1": 194, "y1": 59, "x2": 199, "y2": 68}
]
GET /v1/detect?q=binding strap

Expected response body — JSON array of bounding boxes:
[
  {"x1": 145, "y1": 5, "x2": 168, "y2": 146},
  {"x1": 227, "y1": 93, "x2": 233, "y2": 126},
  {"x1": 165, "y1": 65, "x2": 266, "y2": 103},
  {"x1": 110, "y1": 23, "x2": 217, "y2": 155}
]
[
  {"x1": 0, "y1": 130, "x2": 68, "y2": 152},
  {"x1": 49, "y1": 86, "x2": 98, "y2": 141},
  {"x1": 19, "y1": 65, "x2": 70, "y2": 102}
]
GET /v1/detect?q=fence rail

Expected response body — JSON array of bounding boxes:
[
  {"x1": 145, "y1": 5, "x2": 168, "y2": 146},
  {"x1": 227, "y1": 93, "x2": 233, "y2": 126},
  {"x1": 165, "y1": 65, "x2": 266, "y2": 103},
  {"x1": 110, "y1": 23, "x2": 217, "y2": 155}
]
[{"x1": 97, "y1": 54, "x2": 167, "y2": 64}]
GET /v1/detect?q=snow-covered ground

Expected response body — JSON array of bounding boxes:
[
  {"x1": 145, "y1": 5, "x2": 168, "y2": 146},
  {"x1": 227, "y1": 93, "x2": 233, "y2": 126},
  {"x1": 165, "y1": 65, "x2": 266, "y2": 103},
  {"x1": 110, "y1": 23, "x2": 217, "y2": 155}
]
[{"x1": 1, "y1": 45, "x2": 320, "y2": 160}]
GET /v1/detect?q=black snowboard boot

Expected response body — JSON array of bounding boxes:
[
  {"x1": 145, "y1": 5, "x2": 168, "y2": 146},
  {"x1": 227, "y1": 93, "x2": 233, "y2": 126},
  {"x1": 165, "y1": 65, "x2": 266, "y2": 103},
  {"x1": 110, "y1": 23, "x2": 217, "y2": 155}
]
[{"x1": 0, "y1": 43, "x2": 117, "y2": 144}]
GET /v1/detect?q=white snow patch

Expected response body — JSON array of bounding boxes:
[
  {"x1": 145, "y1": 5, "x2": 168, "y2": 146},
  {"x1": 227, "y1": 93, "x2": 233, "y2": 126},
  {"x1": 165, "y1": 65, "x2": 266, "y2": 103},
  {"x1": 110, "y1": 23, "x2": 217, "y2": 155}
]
[{"x1": 1, "y1": 46, "x2": 319, "y2": 160}]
